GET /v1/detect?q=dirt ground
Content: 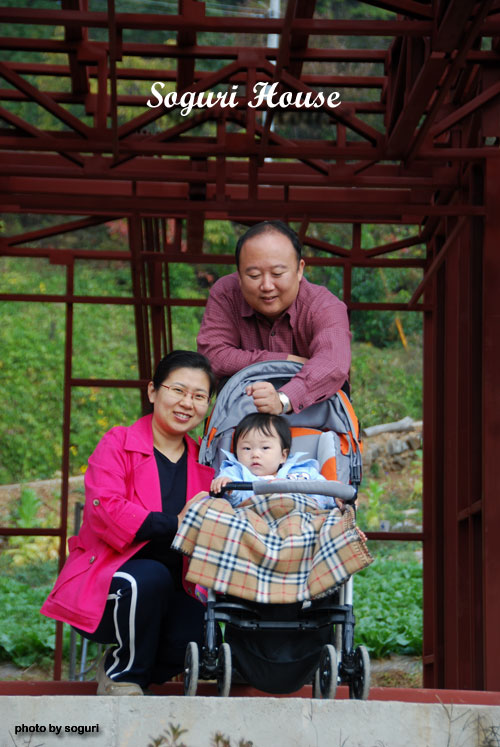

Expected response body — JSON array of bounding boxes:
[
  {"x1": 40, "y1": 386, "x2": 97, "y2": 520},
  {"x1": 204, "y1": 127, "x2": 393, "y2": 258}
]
[
  {"x1": 0, "y1": 475, "x2": 85, "y2": 529},
  {"x1": 0, "y1": 656, "x2": 422, "y2": 688}
]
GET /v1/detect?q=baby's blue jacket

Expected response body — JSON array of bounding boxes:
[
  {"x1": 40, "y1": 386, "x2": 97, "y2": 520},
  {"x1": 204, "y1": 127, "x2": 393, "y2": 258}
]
[{"x1": 216, "y1": 450, "x2": 337, "y2": 509}]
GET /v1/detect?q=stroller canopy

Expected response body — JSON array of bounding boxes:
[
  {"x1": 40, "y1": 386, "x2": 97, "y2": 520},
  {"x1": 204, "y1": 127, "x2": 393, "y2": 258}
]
[{"x1": 200, "y1": 361, "x2": 362, "y2": 486}]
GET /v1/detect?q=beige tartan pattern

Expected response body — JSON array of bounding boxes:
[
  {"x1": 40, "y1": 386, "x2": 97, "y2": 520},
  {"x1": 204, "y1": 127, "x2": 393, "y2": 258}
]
[{"x1": 172, "y1": 494, "x2": 373, "y2": 604}]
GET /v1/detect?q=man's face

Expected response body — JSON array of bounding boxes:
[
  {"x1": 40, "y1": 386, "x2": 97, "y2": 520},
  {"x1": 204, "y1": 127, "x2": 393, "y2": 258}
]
[{"x1": 238, "y1": 231, "x2": 305, "y2": 320}]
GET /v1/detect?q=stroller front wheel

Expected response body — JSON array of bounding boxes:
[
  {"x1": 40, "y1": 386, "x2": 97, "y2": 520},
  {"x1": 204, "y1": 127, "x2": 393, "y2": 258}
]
[
  {"x1": 313, "y1": 644, "x2": 338, "y2": 699},
  {"x1": 216, "y1": 642, "x2": 232, "y2": 697},
  {"x1": 348, "y1": 645, "x2": 371, "y2": 700},
  {"x1": 184, "y1": 641, "x2": 199, "y2": 696}
]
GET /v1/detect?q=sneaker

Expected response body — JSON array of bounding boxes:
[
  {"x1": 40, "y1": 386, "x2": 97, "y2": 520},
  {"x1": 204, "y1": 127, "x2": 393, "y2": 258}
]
[{"x1": 96, "y1": 649, "x2": 143, "y2": 696}]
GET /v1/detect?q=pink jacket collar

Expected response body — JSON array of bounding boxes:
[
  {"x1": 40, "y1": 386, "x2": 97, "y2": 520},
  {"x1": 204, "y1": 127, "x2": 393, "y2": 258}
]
[{"x1": 123, "y1": 413, "x2": 200, "y2": 459}]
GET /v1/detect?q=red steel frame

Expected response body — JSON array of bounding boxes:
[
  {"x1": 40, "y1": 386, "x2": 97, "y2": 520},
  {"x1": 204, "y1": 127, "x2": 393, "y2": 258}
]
[{"x1": 0, "y1": 0, "x2": 500, "y2": 692}]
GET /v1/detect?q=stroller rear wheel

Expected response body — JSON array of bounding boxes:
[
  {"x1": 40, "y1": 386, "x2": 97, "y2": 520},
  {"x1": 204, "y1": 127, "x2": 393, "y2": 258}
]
[
  {"x1": 216, "y1": 642, "x2": 232, "y2": 697},
  {"x1": 348, "y1": 645, "x2": 370, "y2": 700},
  {"x1": 313, "y1": 644, "x2": 338, "y2": 699},
  {"x1": 184, "y1": 641, "x2": 199, "y2": 696}
]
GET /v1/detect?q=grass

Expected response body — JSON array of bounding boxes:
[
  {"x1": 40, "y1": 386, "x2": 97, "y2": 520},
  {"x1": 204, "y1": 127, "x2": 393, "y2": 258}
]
[
  {"x1": 0, "y1": 250, "x2": 423, "y2": 484},
  {"x1": 354, "y1": 542, "x2": 423, "y2": 658},
  {"x1": 0, "y1": 475, "x2": 423, "y2": 675},
  {"x1": 0, "y1": 559, "x2": 58, "y2": 670},
  {"x1": 351, "y1": 340, "x2": 422, "y2": 426},
  {"x1": 0, "y1": 554, "x2": 103, "y2": 676},
  {"x1": 356, "y1": 451, "x2": 423, "y2": 533},
  {"x1": 0, "y1": 250, "x2": 424, "y2": 674},
  {"x1": 0, "y1": 256, "x2": 206, "y2": 484},
  {"x1": 0, "y1": 535, "x2": 422, "y2": 672}
]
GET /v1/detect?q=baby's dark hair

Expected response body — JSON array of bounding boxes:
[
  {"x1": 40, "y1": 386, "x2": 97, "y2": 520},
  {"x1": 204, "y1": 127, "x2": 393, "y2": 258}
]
[{"x1": 233, "y1": 412, "x2": 292, "y2": 453}]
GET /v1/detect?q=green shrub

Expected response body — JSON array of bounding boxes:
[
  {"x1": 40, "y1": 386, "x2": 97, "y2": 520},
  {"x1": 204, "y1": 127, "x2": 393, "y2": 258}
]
[
  {"x1": 354, "y1": 543, "x2": 423, "y2": 657},
  {"x1": 351, "y1": 339, "x2": 422, "y2": 426},
  {"x1": 0, "y1": 541, "x2": 422, "y2": 669},
  {"x1": 0, "y1": 573, "x2": 56, "y2": 667}
]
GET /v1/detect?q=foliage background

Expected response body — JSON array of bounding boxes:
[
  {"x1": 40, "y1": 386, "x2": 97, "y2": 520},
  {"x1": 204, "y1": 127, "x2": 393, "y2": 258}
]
[
  {"x1": 0, "y1": 214, "x2": 424, "y2": 673},
  {"x1": 0, "y1": 216, "x2": 423, "y2": 484},
  {"x1": 0, "y1": 0, "x2": 423, "y2": 673}
]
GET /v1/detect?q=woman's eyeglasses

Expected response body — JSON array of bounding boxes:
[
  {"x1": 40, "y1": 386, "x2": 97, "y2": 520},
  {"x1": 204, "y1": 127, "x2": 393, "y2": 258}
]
[{"x1": 161, "y1": 384, "x2": 210, "y2": 405}]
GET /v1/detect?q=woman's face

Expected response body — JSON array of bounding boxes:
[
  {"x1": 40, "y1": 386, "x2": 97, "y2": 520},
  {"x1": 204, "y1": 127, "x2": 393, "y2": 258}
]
[{"x1": 148, "y1": 366, "x2": 211, "y2": 438}]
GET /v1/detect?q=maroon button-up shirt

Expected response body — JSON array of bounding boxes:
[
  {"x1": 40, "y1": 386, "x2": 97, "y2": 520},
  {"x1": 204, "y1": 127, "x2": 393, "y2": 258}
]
[{"x1": 197, "y1": 273, "x2": 351, "y2": 412}]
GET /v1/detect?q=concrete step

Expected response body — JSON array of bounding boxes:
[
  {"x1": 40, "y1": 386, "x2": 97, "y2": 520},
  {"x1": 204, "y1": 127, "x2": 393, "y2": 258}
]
[{"x1": 2, "y1": 691, "x2": 500, "y2": 747}]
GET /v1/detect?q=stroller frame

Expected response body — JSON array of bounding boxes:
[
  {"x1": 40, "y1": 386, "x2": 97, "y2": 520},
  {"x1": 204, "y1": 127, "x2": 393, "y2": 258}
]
[
  {"x1": 184, "y1": 361, "x2": 369, "y2": 699},
  {"x1": 183, "y1": 480, "x2": 370, "y2": 700}
]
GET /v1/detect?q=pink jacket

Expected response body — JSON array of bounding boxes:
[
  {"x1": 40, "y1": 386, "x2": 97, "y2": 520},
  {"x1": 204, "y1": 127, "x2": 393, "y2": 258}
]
[{"x1": 40, "y1": 414, "x2": 214, "y2": 632}]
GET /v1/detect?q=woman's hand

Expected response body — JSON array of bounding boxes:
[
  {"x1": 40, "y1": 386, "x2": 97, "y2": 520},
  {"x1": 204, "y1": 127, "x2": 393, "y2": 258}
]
[
  {"x1": 177, "y1": 491, "x2": 208, "y2": 527},
  {"x1": 210, "y1": 476, "x2": 231, "y2": 496}
]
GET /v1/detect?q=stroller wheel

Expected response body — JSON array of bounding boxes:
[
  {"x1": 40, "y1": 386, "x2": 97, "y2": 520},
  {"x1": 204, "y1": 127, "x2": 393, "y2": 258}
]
[
  {"x1": 216, "y1": 642, "x2": 232, "y2": 697},
  {"x1": 184, "y1": 641, "x2": 199, "y2": 696},
  {"x1": 313, "y1": 644, "x2": 338, "y2": 699},
  {"x1": 348, "y1": 645, "x2": 371, "y2": 701}
]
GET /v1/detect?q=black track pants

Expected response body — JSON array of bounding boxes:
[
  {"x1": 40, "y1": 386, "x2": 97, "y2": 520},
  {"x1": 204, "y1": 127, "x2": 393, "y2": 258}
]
[{"x1": 76, "y1": 557, "x2": 205, "y2": 687}]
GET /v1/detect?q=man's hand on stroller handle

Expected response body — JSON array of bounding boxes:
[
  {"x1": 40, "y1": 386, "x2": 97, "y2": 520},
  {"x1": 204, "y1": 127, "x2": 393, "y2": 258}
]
[
  {"x1": 243, "y1": 359, "x2": 306, "y2": 412},
  {"x1": 245, "y1": 381, "x2": 286, "y2": 414}
]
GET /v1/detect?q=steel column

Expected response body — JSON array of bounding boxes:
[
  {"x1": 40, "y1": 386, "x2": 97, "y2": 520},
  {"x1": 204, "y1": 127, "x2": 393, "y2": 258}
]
[{"x1": 482, "y1": 158, "x2": 500, "y2": 691}]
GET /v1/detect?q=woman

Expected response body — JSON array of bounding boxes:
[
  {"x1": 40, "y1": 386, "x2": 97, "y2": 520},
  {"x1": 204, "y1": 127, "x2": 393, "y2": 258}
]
[{"x1": 41, "y1": 350, "x2": 216, "y2": 695}]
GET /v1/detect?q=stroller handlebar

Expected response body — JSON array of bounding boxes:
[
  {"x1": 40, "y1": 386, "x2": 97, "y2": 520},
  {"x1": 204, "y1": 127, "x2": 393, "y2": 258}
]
[{"x1": 215, "y1": 480, "x2": 357, "y2": 503}]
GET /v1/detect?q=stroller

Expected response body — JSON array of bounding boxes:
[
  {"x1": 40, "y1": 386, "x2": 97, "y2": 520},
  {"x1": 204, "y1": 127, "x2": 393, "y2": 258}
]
[{"x1": 179, "y1": 361, "x2": 371, "y2": 699}]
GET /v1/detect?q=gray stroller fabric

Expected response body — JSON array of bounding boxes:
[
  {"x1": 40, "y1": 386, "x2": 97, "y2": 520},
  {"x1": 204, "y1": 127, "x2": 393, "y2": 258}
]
[
  {"x1": 189, "y1": 363, "x2": 369, "y2": 696},
  {"x1": 199, "y1": 360, "x2": 362, "y2": 486}
]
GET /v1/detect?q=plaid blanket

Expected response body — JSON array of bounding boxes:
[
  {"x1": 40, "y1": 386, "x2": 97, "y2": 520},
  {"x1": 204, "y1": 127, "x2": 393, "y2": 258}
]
[{"x1": 172, "y1": 493, "x2": 373, "y2": 604}]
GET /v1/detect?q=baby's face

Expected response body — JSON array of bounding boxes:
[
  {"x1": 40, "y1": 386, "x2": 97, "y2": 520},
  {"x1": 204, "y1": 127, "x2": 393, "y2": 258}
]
[{"x1": 235, "y1": 426, "x2": 289, "y2": 476}]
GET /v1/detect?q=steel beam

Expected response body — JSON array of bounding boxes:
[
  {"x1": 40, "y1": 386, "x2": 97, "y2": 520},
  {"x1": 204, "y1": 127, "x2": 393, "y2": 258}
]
[
  {"x1": 358, "y1": 0, "x2": 432, "y2": 18},
  {"x1": 4, "y1": 62, "x2": 386, "y2": 89},
  {"x1": 482, "y1": 159, "x2": 500, "y2": 691},
  {"x1": 1, "y1": 0, "x2": 500, "y2": 694},
  {"x1": 0, "y1": 61, "x2": 92, "y2": 137},
  {"x1": 0, "y1": 10, "x2": 436, "y2": 36},
  {"x1": 430, "y1": 81, "x2": 500, "y2": 138},
  {"x1": 0, "y1": 187, "x2": 485, "y2": 220}
]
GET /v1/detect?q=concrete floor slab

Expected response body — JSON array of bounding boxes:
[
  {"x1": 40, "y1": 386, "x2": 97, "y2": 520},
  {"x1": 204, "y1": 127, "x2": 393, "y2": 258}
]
[{"x1": 2, "y1": 696, "x2": 500, "y2": 747}]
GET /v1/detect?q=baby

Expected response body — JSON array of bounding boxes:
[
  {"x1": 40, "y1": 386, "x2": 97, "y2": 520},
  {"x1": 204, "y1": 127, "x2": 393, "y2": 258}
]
[{"x1": 210, "y1": 412, "x2": 338, "y2": 509}]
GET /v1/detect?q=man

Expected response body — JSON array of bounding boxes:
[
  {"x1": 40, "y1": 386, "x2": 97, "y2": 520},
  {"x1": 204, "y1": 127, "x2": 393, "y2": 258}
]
[{"x1": 197, "y1": 221, "x2": 351, "y2": 414}]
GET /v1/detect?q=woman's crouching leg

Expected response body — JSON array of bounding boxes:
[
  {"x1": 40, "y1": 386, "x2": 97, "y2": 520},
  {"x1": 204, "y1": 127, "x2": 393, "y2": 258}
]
[
  {"x1": 77, "y1": 558, "x2": 178, "y2": 688},
  {"x1": 150, "y1": 588, "x2": 206, "y2": 684}
]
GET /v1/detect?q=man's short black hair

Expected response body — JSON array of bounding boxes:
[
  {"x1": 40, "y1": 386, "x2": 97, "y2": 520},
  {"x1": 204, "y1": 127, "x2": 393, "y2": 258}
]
[
  {"x1": 235, "y1": 221, "x2": 302, "y2": 269},
  {"x1": 233, "y1": 412, "x2": 292, "y2": 454}
]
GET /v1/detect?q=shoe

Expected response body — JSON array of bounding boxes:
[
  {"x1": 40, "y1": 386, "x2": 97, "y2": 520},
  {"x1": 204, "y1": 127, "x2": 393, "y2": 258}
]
[{"x1": 96, "y1": 648, "x2": 143, "y2": 696}]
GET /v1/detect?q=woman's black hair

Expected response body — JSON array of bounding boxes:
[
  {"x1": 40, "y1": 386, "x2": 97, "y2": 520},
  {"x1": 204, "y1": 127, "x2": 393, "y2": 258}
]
[
  {"x1": 233, "y1": 412, "x2": 292, "y2": 453},
  {"x1": 235, "y1": 220, "x2": 302, "y2": 269},
  {"x1": 152, "y1": 350, "x2": 216, "y2": 396}
]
